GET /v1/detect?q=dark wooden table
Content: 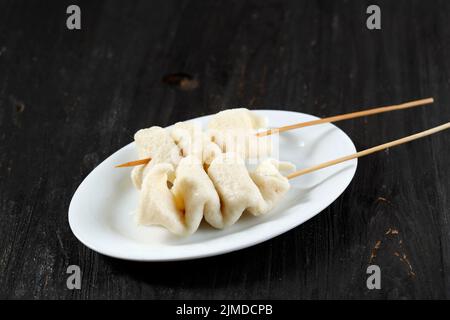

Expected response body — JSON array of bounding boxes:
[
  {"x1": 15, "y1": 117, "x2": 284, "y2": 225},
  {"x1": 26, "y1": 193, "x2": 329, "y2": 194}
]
[{"x1": 0, "y1": 0, "x2": 449, "y2": 300}]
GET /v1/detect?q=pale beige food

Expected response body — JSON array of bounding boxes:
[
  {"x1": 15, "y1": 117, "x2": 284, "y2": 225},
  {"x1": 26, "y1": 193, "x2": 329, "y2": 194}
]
[
  {"x1": 171, "y1": 122, "x2": 204, "y2": 159},
  {"x1": 137, "y1": 153, "x2": 294, "y2": 235},
  {"x1": 207, "y1": 108, "x2": 273, "y2": 160},
  {"x1": 207, "y1": 108, "x2": 268, "y2": 131},
  {"x1": 131, "y1": 127, "x2": 182, "y2": 189},
  {"x1": 171, "y1": 121, "x2": 222, "y2": 165},
  {"x1": 132, "y1": 109, "x2": 294, "y2": 236},
  {"x1": 137, "y1": 163, "x2": 185, "y2": 235},
  {"x1": 210, "y1": 129, "x2": 273, "y2": 161},
  {"x1": 171, "y1": 156, "x2": 222, "y2": 232},
  {"x1": 137, "y1": 156, "x2": 222, "y2": 236},
  {"x1": 207, "y1": 153, "x2": 267, "y2": 227},
  {"x1": 249, "y1": 159, "x2": 294, "y2": 214},
  {"x1": 132, "y1": 109, "x2": 273, "y2": 190}
]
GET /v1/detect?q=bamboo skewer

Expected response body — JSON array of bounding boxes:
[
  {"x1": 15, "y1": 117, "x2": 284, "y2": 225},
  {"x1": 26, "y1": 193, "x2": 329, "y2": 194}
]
[
  {"x1": 257, "y1": 97, "x2": 434, "y2": 137},
  {"x1": 115, "y1": 97, "x2": 434, "y2": 168},
  {"x1": 115, "y1": 158, "x2": 151, "y2": 168},
  {"x1": 287, "y1": 122, "x2": 450, "y2": 180}
]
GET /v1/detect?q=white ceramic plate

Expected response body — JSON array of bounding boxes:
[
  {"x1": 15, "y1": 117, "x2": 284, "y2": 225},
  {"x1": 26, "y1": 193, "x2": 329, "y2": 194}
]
[{"x1": 69, "y1": 110, "x2": 357, "y2": 261}]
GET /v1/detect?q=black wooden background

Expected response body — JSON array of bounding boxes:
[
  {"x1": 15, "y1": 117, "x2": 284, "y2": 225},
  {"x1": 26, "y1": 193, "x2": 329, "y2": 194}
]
[{"x1": 0, "y1": 0, "x2": 449, "y2": 299}]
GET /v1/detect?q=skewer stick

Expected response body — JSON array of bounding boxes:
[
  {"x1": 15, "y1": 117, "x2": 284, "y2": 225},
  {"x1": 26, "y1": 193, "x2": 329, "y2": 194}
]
[
  {"x1": 115, "y1": 158, "x2": 151, "y2": 168},
  {"x1": 287, "y1": 122, "x2": 450, "y2": 179},
  {"x1": 257, "y1": 97, "x2": 434, "y2": 137},
  {"x1": 116, "y1": 97, "x2": 434, "y2": 168}
]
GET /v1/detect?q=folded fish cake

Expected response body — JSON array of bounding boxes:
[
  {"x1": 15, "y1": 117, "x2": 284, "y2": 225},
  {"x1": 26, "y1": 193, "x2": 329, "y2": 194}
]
[
  {"x1": 137, "y1": 156, "x2": 222, "y2": 236},
  {"x1": 207, "y1": 108, "x2": 268, "y2": 131},
  {"x1": 132, "y1": 108, "x2": 271, "y2": 188},
  {"x1": 171, "y1": 121, "x2": 222, "y2": 165},
  {"x1": 132, "y1": 109, "x2": 294, "y2": 236},
  {"x1": 171, "y1": 156, "x2": 222, "y2": 232},
  {"x1": 171, "y1": 122, "x2": 204, "y2": 158},
  {"x1": 210, "y1": 129, "x2": 273, "y2": 161},
  {"x1": 131, "y1": 126, "x2": 182, "y2": 189},
  {"x1": 207, "y1": 108, "x2": 273, "y2": 161},
  {"x1": 138, "y1": 155, "x2": 295, "y2": 235},
  {"x1": 207, "y1": 153, "x2": 267, "y2": 227},
  {"x1": 137, "y1": 163, "x2": 186, "y2": 235},
  {"x1": 249, "y1": 159, "x2": 295, "y2": 214}
]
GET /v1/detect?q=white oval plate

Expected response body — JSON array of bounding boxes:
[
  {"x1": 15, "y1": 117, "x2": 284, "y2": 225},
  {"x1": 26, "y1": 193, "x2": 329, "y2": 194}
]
[{"x1": 69, "y1": 110, "x2": 357, "y2": 261}]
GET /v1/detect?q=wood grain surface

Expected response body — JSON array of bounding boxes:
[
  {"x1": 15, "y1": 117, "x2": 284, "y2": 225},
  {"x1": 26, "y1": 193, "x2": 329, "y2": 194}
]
[{"x1": 0, "y1": 0, "x2": 449, "y2": 299}]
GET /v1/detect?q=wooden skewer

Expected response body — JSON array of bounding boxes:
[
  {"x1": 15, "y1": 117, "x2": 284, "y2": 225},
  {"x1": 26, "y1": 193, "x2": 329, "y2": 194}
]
[
  {"x1": 116, "y1": 97, "x2": 434, "y2": 168},
  {"x1": 257, "y1": 97, "x2": 434, "y2": 137},
  {"x1": 287, "y1": 122, "x2": 450, "y2": 179},
  {"x1": 115, "y1": 158, "x2": 151, "y2": 168}
]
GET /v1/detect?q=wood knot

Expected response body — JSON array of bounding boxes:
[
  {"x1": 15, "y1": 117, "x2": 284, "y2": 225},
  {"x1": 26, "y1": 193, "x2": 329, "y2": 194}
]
[{"x1": 162, "y1": 73, "x2": 199, "y2": 91}]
